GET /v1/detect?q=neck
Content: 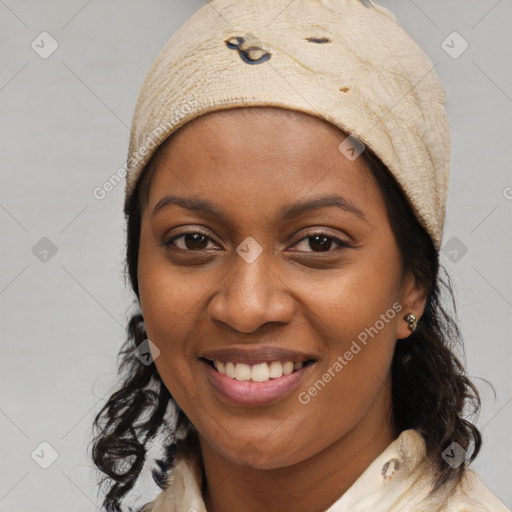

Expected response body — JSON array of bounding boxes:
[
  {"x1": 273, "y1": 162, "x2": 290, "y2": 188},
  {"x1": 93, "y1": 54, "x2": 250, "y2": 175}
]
[{"x1": 199, "y1": 381, "x2": 396, "y2": 512}]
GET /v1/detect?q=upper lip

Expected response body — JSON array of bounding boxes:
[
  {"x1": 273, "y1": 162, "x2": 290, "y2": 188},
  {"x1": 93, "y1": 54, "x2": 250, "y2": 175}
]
[{"x1": 200, "y1": 346, "x2": 318, "y2": 365}]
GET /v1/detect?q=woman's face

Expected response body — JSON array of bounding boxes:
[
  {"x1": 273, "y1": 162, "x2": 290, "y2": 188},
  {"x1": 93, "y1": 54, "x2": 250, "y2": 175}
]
[{"x1": 137, "y1": 107, "x2": 424, "y2": 469}]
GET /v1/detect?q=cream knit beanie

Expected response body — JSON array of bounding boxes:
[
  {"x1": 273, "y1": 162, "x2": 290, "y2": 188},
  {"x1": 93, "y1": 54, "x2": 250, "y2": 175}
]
[{"x1": 124, "y1": 0, "x2": 450, "y2": 250}]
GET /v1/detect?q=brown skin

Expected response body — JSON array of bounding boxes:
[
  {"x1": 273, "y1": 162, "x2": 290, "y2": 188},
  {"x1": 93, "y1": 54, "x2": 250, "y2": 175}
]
[{"x1": 137, "y1": 107, "x2": 427, "y2": 512}]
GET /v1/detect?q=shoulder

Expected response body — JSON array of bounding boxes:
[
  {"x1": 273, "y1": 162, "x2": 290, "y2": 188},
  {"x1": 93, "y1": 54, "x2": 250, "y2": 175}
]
[
  {"x1": 364, "y1": 430, "x2": 510, "y2": 512},
  {"x1": 396, "y1": 430, "x2": 510, "y2": 512},
  {"x1": 136, "y1": 448, "x2": 207, "y2": 512},
  {"x1": 436, "y1": 469, "x2": 511, "y2": 512}
]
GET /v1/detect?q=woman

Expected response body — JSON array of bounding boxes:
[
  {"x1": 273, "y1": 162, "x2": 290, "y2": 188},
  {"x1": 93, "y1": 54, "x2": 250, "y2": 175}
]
[{"x1": 91, "y1": 0, "x2": 509, "y2": 511}]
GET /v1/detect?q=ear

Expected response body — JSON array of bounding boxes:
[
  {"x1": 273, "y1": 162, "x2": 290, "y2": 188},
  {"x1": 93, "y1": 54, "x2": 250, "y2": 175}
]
[{"x1": 396, "y1": 271, "x2": 428, "y2": 340}]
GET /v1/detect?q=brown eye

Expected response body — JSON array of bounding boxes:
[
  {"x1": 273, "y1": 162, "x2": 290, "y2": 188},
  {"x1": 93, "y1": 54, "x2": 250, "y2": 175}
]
[
  {"x1": 164, "y1": 231, "x2": 216, "y2": 251},
  {"x1": 293, "y1": 231, "x2": 350, "y2": 253}
]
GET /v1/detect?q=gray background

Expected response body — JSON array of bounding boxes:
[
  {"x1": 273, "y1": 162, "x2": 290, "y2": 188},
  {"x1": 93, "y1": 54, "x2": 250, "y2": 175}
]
[{"x1": 1, "y1": 0, "x2": 511, "y2": 510}]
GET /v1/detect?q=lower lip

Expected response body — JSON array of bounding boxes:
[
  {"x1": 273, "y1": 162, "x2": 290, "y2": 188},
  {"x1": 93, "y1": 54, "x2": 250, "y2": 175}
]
[{"x1": 202, "y1": 360, "x2": 314, "y2": 406}]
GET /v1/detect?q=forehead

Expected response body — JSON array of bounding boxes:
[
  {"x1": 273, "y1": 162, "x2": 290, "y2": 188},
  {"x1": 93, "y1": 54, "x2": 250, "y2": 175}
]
[
  {"x1": 161, "y1": 107, "x2": 346, "y2": 172},
  {"x1": 143, "y1": 107, "x2": 382, "y2": 221}
]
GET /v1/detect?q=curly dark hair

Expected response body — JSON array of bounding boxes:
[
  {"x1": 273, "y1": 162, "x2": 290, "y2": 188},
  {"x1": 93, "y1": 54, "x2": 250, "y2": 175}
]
[{"x1": 90, "y1": 125, "x2": 483, "y2": 511}]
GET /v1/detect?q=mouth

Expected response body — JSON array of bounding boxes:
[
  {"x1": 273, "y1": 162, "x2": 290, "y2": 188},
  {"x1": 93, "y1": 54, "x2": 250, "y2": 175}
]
[
  {"x1": 200, "y1": 357, "x2": 317, "y2": 382},
  {"x1": 200, "y1": 356, "x2": 317, "y2": 406}
]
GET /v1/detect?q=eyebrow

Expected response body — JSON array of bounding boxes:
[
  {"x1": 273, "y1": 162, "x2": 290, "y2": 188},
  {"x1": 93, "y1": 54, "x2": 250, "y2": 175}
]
[{"x1": 151, "y1": 194, "x2": 367, "y2": 222}]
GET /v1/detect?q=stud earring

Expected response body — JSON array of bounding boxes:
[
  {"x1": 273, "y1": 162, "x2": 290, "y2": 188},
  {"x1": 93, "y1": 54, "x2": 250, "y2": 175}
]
[{"x1": 404, "y1": 313, "x2": 418, "y2": 333}]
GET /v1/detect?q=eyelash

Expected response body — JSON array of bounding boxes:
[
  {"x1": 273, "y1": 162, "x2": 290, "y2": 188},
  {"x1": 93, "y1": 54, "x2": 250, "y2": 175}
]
[{"x1": 163, "y1": 229, "x2": 350, "y2": 253}]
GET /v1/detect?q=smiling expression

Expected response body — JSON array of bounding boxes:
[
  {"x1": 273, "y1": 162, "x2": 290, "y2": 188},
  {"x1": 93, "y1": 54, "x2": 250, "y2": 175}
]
[{"x1": 137, "y1": 106, "x2": 423, "y2": 469}]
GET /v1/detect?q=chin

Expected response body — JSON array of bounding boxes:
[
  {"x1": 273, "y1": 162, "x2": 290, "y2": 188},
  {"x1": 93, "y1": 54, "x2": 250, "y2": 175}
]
[{"x1": 214, "y1": 441, "x2": 305, "y2": 470}]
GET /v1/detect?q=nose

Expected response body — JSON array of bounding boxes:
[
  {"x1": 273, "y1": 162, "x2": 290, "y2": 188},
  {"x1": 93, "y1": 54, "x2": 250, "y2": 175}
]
[{"x1": 207, "y1": 249, "x2": 295, "y2": 334}]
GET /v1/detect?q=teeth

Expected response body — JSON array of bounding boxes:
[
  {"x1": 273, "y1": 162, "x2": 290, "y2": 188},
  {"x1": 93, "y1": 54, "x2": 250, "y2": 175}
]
[
  {"x1": 212, "y1": 360, "x2": 307, "y2": 382},
  {"x1": 269, "y1": 361, "x2": 283, "y2": 378},
  {"x1": 234, "y1": 363, "x2": 251, "y2": 381},
  {"x1": 251, "y1": 363, "x2": 270, "y2": 382},
  {"x1": 225, "y1": 362, "x2": 236, "y2": 378},
  {"x1": 282, "y1": 361, "x2": 294, "y2": 375},
  {"x1": 213, "y1": 361, "x2": 225, "y2": 373}
]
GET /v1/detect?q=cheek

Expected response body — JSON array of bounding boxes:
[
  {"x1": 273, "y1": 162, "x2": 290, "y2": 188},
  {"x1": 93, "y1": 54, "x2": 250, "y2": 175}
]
[
  {"x1": 137, "y1": 240, "x2": 210, "y2": 403},
  {"x1": 137, "y1": 223, "x2": 208, "y2": 344},
  {"x1": 139, "y1": 265, "x2": 202, "y2": 341},
  {"x1": 292, "y1": 247, "x2": 402, "y2": 431},
  {"x1": 139, "y1": 268, "x2": 209, "y2": 413},
  {"x1": 295, "y1": 245, "x2": 403, "y2": 353},
  {"x1": 292, "y1": 306, "x2": 399, "y2": 461}
]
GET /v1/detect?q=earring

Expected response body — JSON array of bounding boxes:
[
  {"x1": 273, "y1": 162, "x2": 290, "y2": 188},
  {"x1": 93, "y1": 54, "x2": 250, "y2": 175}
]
[{"x1": 404, "y1": 313, "x2": 418, "y2": 333}]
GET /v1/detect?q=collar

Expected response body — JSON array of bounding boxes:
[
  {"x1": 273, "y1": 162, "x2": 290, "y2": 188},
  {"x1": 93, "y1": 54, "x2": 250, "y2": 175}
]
[{"x1": 142, "y1": 429, "x2": 509, "y2": 512}]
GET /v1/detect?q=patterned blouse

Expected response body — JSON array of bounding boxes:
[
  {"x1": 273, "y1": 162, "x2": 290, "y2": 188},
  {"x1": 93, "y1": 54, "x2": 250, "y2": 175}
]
[{"x1": 141, "y1": 429, "x2": 510, "y2": 512}]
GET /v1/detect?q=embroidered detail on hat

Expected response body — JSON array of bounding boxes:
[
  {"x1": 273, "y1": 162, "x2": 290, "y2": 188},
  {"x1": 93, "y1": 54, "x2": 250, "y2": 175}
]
[
  {"x1": 305, "y1": 36, "x2": 331, "y2": 44},
  {"x1": 225, "y1": 36, "x2": 244, "y2": 49},
  {"x1": 381, "y1": 458, "x2": 401, "y2": 481},
  {"x1": 224, "y1": 33, "x2": 271, "y2": 65}
]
